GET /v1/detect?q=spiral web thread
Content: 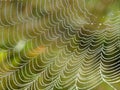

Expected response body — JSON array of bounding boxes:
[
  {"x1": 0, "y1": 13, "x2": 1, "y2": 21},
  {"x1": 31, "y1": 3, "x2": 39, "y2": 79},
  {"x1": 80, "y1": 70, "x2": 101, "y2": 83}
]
[{"x1": 0, "y1": 0, "x2": 120, "y2": 90}]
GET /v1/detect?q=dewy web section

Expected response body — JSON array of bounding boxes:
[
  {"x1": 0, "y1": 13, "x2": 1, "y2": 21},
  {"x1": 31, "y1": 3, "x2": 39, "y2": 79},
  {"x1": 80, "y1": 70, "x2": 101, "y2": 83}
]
[{"x1": 0, "y1": 0, "x2": 120, "y2": 90}]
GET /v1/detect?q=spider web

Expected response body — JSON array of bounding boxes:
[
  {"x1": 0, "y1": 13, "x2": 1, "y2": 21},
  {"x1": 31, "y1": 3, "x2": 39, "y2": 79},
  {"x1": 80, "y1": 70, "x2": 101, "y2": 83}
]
[{"x1": 0, "y1": 0, "x2": 120, "y2": 90}]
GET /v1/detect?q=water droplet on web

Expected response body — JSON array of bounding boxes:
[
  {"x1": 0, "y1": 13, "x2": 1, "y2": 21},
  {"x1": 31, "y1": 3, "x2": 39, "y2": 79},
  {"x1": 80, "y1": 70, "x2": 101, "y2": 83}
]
[
  {"x1": 91, "y1": 23, "x2": 94, "y2": 25},
  {"x1": 99, "y1": 23, "x2": 102, "y2": 26}
]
